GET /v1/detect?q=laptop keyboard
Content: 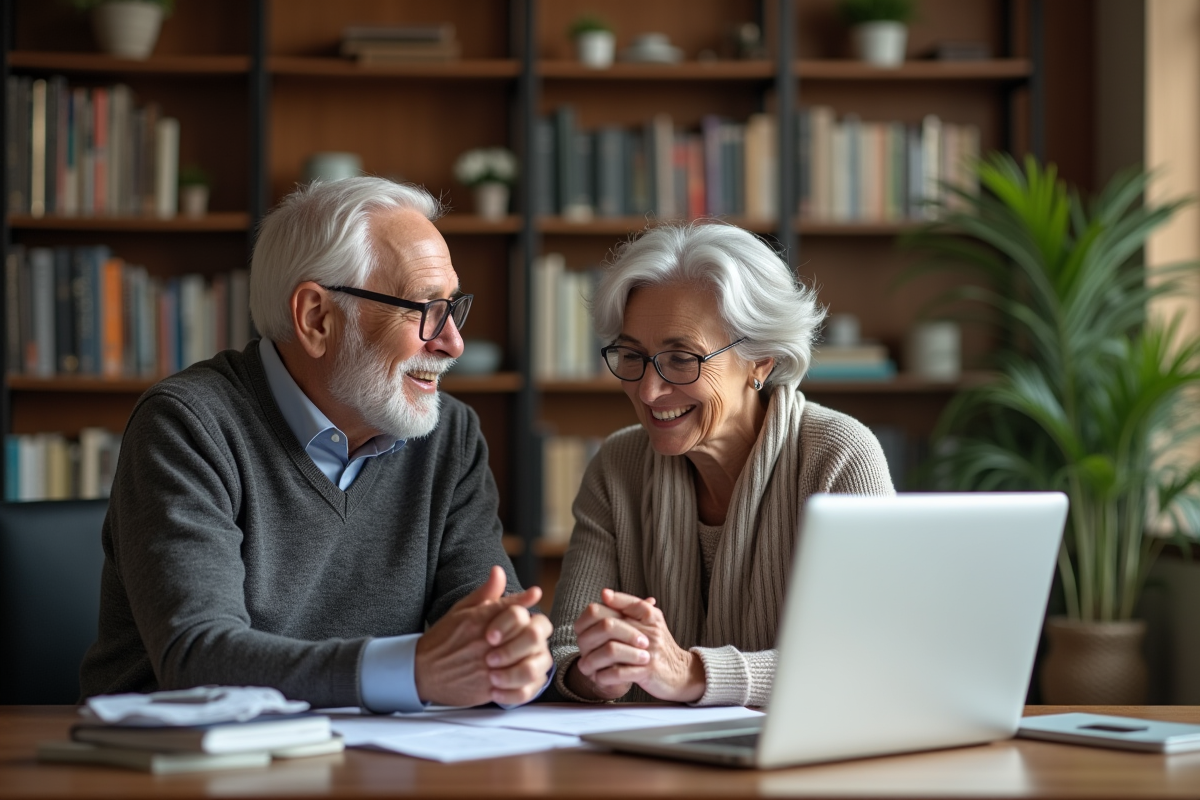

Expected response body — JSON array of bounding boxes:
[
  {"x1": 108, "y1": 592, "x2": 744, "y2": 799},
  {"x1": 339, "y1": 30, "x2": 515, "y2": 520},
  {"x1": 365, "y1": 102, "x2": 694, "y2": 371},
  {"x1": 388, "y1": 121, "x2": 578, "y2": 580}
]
[{"x1": 692, "y1": 732, "x2": 761, "y2": 750}]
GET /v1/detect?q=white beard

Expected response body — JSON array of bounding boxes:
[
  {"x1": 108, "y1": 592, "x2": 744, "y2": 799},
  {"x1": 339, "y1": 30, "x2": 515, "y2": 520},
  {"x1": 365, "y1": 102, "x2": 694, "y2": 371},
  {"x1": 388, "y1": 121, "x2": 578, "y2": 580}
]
[{"x1": 329, "y1": 316, "x2": 452, "y2": 440}]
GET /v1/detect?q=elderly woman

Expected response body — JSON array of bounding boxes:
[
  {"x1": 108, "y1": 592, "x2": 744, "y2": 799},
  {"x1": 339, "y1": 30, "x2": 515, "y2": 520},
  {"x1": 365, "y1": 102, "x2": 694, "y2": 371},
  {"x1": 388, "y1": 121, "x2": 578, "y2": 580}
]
[{"x1": 548, "y1": 221, "x2": 894, "y2": 707}]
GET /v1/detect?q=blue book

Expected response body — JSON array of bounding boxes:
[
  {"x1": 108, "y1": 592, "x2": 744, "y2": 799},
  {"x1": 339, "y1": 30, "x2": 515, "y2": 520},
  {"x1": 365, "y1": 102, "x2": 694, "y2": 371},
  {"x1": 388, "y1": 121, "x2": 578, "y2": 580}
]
[{"x1": 4, "y1": 435, "x2": 20, "y2": 501}]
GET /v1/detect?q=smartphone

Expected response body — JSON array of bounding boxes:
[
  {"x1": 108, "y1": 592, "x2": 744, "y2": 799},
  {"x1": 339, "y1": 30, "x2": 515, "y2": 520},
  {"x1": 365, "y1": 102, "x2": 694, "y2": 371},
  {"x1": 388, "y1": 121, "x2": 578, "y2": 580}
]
[{"x1": 1018, "y1": 712, "x2": 1200, "y2": 753}]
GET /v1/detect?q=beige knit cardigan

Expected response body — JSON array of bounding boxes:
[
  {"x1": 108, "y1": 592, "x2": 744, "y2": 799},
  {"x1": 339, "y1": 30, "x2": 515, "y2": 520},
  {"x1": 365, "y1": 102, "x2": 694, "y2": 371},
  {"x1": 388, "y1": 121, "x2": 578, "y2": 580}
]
[{"x1": 548, "y1": 387, "x2": 895, "y2": 706}]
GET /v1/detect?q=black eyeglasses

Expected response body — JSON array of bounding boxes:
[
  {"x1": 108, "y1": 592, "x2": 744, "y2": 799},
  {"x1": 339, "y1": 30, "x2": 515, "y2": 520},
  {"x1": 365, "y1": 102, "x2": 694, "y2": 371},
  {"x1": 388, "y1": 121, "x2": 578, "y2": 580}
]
[
  {"x1": 600, "y1": 338, "x2": 747, "y2": 385},
  {"x1": 323, "y1": 286, "x2": 473, "y2": 342}
]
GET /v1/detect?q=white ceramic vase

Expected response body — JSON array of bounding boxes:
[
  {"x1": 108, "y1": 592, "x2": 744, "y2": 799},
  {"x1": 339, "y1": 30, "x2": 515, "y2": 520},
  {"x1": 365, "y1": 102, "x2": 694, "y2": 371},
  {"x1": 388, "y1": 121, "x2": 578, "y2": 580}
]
[
  {"x1": 852, "y1": 21, "x2": 907, "y2": 68},
  {"x1": 92, "y1": 1, "x2": 164, "y2": 60},
  {"x1": 473, "y1": 182, "x2": 510, "y2": 221},
  {"x1": 575, "y1": 30, "x2": 615, "y2": 69},
  {"x1": 179, "y1": 185, "x2": 209, "y2": 218}
]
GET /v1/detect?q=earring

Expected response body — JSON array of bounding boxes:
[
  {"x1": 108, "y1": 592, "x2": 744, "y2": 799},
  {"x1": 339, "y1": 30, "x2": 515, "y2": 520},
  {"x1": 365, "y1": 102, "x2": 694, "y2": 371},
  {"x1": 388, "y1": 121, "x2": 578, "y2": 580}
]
[{"x1": 753, "y1": 378, "x2": 763, "y2": 391}]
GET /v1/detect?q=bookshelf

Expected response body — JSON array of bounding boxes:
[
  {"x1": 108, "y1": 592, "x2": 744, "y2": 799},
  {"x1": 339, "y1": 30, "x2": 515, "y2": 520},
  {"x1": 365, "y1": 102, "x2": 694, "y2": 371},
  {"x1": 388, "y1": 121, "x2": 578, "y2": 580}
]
[{"x1": 1, "y1": 0, "x2": 1047, "y2": 589}]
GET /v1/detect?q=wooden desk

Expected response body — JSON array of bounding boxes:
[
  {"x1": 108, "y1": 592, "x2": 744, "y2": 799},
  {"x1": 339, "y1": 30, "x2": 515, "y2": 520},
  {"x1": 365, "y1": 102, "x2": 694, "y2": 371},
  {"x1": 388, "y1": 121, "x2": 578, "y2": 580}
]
[{"x1": 3, "y1": 706, "x2": 1200, "y2": 799}]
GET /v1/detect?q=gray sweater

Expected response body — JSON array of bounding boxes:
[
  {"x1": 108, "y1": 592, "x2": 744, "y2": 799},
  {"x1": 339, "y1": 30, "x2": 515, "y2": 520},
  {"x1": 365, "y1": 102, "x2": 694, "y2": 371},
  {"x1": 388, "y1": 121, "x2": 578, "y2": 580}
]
[{"x1": 79, "y1": 341, "x2": 519, "y2": 707}]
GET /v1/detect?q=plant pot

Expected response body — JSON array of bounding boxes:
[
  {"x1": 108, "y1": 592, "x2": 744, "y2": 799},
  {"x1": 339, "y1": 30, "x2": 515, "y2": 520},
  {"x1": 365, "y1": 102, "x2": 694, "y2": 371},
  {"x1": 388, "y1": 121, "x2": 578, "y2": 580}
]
[
  {"x1": 473, "y1": 182, "x2": 510, "y2": 221},
  {"x1": 575, "y1": 30, "x2": 616, "y2": 69},
  {"x1": 1040, "y1": 617, "x2": 1148, "y2": 705},
  {"x1": 851, "y1": 21, "x2": 907, "y2": 68},
  {"x1": 179, "y1": 185, "x2": 209, "y2": 218},
  {"x1": 91, "y1": 1, "x2": 164, "y2": 60}
]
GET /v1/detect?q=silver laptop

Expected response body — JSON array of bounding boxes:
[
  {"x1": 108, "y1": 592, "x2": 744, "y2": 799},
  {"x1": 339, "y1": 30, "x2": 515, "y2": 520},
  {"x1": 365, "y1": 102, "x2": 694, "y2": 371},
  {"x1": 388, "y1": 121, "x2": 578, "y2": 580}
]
[{"x1": 581, "y1": 492, "x2": 1068, "y2": 769}]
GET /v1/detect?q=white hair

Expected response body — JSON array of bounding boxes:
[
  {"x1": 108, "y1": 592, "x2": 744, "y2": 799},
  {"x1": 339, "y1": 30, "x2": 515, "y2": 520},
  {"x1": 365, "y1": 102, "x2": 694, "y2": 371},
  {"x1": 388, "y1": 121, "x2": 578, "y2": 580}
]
[
  {"x1": 591, "y1": 221, "x2": 825, "y2": 387},
  {"x1": 250, "y1": 177, "x2": 443, "y2": 342}
]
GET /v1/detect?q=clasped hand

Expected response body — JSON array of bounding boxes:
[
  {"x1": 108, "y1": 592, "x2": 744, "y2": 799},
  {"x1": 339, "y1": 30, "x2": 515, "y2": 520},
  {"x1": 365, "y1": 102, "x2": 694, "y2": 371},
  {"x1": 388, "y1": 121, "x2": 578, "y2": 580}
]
[
  {"x1": 568, "y1": 588, "x2": 705, "y2": 703},
  {"x1": 414, "y1": 566, "x2": 553, "y2": 707}
]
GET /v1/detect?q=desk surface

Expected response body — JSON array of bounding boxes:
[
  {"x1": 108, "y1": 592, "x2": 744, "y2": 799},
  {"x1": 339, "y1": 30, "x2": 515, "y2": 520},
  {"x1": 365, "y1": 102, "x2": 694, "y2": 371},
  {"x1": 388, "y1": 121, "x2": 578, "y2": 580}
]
[{"x1": 4, "y1": 706, "x2": 1200, "y2": 799}]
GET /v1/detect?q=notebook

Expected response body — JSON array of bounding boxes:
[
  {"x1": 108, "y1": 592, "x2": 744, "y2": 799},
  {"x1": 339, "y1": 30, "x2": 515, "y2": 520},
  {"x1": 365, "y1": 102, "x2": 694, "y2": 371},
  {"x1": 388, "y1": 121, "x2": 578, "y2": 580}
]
[
  {"x1": 71, "y1": 713, "x2": 332, "y2": 754},
  {"x1": 581, "y1": 492, "x2": 1069, "y2": 769}
]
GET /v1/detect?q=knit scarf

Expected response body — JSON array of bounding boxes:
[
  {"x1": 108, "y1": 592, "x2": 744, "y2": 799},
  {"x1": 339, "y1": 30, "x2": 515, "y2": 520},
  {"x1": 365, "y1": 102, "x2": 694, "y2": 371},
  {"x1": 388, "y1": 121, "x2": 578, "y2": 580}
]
[{"x1": 640, "y1": 383, "x2": 806, "y2": 653}]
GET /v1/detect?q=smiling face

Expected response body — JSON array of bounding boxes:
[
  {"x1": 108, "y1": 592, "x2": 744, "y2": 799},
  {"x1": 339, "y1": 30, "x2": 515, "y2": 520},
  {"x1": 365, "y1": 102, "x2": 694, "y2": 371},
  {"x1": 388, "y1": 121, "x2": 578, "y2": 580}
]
[
  {"x1": 327, "y1": 208, "x2": 465, "y2": 439},
  {"x1": 617, "y1": 282, "x2": 764, "y2": 458}
]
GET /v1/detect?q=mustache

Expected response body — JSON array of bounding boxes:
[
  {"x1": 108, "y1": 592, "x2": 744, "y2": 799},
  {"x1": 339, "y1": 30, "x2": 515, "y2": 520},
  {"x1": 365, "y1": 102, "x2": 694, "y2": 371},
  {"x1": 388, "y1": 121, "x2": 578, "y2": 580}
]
[{"x1": 397, "y1": 353, "x2": 456, "y2": 376}]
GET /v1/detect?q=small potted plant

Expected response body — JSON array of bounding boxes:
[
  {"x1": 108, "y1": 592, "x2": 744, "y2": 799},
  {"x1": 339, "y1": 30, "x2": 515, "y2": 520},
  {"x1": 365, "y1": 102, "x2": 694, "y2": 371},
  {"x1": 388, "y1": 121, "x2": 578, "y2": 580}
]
[
  {"x1": 69, "y1": 0, "x2": 174, "y2": 60},
  {"x1": 569, "y1": 14, "x2": 616, "y2": 69},
  {"x1": 453, "y1": 147, "x2": 517, "y2": 221},
  {"x1": 836, "y1": 0, "x2": 915, "y2": 68},
  {"x1": 177, "y1": 164, "x2": 210, "y2": 218}
]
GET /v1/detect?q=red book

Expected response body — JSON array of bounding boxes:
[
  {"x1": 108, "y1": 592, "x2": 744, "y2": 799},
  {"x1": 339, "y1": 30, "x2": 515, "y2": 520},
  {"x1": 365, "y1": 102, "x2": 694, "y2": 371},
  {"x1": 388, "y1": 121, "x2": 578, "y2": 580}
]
[
  {"x1": 91, "y1": 87, "x2": 108, "y2": 215},
  {"x1": 687, "y1": 135, "x2": 705, "y2": 220}
]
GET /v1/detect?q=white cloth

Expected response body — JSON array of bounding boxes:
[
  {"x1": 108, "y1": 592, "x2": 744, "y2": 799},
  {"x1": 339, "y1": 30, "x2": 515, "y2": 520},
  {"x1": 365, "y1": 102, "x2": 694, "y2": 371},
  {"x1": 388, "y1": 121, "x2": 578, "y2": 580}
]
[{"x1": 83, "y1": 686, "x2": 310, "y2": 726}]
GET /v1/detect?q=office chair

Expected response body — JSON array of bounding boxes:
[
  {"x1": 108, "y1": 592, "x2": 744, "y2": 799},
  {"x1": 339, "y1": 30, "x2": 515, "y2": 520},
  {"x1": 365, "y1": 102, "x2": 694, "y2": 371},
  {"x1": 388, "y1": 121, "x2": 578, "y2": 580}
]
[{"x1": 0, "y1": 500, "x2": 108, "y2": 704}]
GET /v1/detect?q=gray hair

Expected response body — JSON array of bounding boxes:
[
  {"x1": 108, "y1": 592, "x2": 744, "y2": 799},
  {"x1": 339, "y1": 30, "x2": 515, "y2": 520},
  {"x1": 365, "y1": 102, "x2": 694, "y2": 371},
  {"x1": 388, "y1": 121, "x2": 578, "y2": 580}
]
[
  {"x1": 591, "y1": 221, "x2": 824, "y2": 387},
  {"x1": 250, "y1": 177, "x2": 443, "y2": 342}
]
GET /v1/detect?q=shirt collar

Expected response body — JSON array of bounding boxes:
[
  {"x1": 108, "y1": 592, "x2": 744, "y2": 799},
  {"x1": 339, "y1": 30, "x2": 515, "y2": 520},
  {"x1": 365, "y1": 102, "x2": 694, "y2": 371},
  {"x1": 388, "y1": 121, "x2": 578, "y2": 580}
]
[{"x1": 258, "y1": 338, "x2": 402, "y2": 457}]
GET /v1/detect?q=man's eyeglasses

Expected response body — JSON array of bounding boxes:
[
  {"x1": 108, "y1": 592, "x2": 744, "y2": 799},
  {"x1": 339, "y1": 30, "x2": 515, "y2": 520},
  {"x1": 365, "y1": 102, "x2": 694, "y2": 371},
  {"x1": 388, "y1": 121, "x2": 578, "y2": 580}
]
[
  {"x1": 600, "y1": 338, "x2": 747, "y2": 385},
  {"x1": 322, "y1": 286, "x2": 473, "y2": 342}
]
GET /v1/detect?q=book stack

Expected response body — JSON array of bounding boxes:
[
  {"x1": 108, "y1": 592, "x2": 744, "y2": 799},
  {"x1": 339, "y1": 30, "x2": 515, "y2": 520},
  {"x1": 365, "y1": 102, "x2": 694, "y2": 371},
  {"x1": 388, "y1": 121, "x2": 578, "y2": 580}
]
[
  {"x1": 4, "y1": 245, "x2": 252, "y2": 380},
  {"x1": 797, "y1": 107, "x2": 980, "y2": 223},
  {"x1": 39, "y1": 714, "x2": 340, "y2": 775},
  {"x1": 534, "y1": 107, "x2": 778, "y2": 222},
  {"x1": 531, "y1": 253, "x2": 603, "y2": 380},
  {"x1": 543, "y1": 435, "x2": 602, "y2": 544},
  {"x1": 4, "y1": 427, "x2": 120, "y2": 502},
  {"x1": 5, "y1": 76, "x2": 181, "y2": 218},
  {"x1": 805, "y1": 342, "x2": 897, "y2": 381},
  {"x1": 340, "y1": 24, "x2": 461, "y2": 64}
]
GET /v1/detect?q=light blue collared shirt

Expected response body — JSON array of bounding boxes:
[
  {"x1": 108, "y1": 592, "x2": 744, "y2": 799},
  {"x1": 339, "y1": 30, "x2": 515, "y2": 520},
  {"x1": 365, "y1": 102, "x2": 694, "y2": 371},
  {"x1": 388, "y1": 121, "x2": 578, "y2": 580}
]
[{"x1": 259, "y1": 338, "x2": 424, "y2": 712}]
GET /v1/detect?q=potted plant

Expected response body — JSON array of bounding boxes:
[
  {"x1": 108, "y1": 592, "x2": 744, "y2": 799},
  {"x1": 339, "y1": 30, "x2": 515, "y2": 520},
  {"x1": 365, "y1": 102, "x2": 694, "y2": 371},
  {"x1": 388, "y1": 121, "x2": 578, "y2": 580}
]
[
  {"x1": 905, "y1": 153, "x2": 1200, "y2": 704},
  {"x1": 453, "y1": 147, "x2": 517, "y2": 221},
  {"x1": 70, "y1": 0, "x2": 174, "y2": 60},
  {"x1": 177, "y1": 164, "x2": 210, "y2": 218},
  {"x1": 569, "y1": 14, "x2": 616, "y2": 69},
  {"x1": 836, "y1": 0, "x2": 914, "y2": 68}
]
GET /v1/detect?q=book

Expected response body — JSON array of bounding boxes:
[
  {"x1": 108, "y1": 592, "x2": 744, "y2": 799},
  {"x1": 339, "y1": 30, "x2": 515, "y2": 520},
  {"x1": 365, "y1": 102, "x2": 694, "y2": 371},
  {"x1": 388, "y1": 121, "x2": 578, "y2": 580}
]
[
  {"x1": 71, "y1": 713, "x2": 332, "y2": 755},
  {"x1": 29, "y1": 78, "x2": 46, "y2": 217},
  {"x1": 39, "y1": 740, "x2": 271, "y2": 774},
  {"x1": 154, "y1": 116, "x2": 179, "y2": 217}
]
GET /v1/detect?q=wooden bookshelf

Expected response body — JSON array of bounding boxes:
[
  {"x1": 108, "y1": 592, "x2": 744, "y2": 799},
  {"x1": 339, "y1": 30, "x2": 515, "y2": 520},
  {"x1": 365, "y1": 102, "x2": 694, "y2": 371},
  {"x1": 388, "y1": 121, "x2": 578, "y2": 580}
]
[
  {"x1": 2, "y1": 0, "x2": 1078, "y2": 587},
  {"x1": 7, "y1": 52, "x2": 251, "y2": 75},
  {"x1": 269, "y1": 57, "x2": 520, "y2": 79},
  {"x1": 796, "y1": 59, "x2": 1033, "y2": 81},
  {"x1": 539, "y1": 61, "x2": 774, "y2": 80},
  {"x1": 8, "y1": 213, "x2": 251, "y2": 232}
]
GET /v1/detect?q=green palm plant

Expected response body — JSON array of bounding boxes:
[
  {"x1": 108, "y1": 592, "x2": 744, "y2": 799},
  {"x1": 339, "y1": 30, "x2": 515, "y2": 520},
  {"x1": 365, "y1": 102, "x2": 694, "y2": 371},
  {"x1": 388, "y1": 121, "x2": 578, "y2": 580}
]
[{"x1": 905, "y1": 153, "x2": 1200, "y2": 623}]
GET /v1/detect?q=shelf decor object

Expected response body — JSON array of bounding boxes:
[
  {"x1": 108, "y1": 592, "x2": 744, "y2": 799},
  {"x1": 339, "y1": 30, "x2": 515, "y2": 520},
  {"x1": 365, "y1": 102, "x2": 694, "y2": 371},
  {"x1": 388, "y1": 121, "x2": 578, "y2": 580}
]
[
  {"x1": 837, "y1": 0, "x2": 915, "y2": 68},
  {"x1": 453, "y1": 147, "x2": 517, "y2": 221},
  {"x1": 177, "y1": 165, "x2": 211, "y2": 219},
  {"x1": 906, "y1": 155, "x2": 1200, "y2": 705},
  {"x1": 76, "y1": 0, "x2": 173, "y2": 60},
  {"x1": 568, "y1": 14, "x2": 615, "y2": 69}
]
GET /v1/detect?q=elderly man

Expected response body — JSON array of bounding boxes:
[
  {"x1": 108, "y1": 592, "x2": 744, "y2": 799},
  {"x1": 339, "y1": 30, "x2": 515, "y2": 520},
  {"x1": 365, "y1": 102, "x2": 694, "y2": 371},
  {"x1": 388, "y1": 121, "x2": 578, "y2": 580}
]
[{"x1": 80, "y1": 177, "x2": 552, "y2": 711}]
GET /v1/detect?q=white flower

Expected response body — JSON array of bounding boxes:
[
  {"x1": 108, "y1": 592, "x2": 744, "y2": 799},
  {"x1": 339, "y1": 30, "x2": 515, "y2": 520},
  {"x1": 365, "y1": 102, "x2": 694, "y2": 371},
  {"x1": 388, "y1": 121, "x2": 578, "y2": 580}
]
[{"x1": 454, "y1": 147, "x2": 518, "y2": 187}]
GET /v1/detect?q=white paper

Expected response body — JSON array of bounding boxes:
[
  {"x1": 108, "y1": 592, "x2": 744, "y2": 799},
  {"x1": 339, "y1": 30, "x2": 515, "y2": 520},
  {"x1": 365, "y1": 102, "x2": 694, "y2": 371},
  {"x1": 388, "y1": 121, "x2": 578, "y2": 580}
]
[
  {"x1": 84, "y1": 686, "x2": 310, "y2": 726},
  {"x1": 330, "y1": 717, "x2": 577, "y2": 762},
  {"x1": 419, "y1": 703, "x2": 764, "y2": 736}
]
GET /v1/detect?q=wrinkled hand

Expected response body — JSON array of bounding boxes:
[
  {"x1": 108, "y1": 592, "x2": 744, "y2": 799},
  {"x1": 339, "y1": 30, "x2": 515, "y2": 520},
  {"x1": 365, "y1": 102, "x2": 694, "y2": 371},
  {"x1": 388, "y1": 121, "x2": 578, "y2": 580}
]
[
  {"x1": 570, "y1": 589, "x2": 705, "y2": 703},
  {"x1": 415, "y1": 566, "x2": 553, "y2": 707}
]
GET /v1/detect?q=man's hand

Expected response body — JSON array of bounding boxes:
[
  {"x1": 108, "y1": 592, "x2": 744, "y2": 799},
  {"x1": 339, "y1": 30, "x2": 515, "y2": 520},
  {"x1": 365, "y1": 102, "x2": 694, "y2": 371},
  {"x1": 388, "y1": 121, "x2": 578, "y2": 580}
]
[{"x1": 414, "y1": 566, "x2": 553, "y2": 707}]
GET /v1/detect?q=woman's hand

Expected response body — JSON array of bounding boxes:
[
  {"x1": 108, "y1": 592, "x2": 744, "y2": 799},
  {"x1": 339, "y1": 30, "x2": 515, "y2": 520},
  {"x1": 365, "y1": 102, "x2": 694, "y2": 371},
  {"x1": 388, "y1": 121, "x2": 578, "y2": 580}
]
[
  {"x1": 601, "y1": 590, "x2": 706, "y2": 704},
  {"x1": 568, "y1": 598, "x2": 651, "y2": 701}
]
